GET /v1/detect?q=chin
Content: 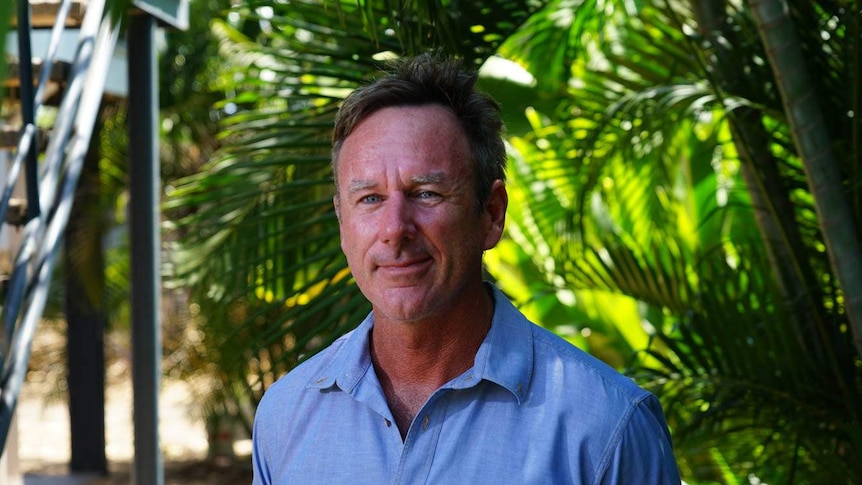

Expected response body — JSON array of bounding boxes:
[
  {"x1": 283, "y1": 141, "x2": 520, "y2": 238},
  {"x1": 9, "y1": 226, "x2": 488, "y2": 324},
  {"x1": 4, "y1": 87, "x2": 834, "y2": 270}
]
[
  {"x1": 372, "y1": 295, "x2": 437, "y2": 324},
  {"x1": 374, "y1": 305, "x2": 430, "y2": 324},
  {"x1": 370, "y1": 284, "x2": 422, "y2": 306}
]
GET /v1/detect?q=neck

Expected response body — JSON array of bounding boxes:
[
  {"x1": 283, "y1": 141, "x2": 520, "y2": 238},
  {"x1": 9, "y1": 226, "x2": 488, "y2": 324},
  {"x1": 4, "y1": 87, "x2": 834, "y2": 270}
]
[
  {"x1": 371, "y1": 284, "x2": 494, "y2": 386},
  {"x1": 370, "y1": 284, "x2": 494, "y2": 437}
]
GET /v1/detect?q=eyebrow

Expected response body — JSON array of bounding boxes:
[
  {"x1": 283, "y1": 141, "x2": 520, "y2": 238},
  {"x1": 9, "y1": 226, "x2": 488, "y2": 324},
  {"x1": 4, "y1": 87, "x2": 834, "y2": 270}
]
[
  {"x1": 346, "y1": 179, "x2": 377, "y2": 194},
  {"x1": 346, "y1": 171, "x2": 447, "y2": 194},
  {"x1": 413, "y1": 171, "x2": 445, "y2": 185}
]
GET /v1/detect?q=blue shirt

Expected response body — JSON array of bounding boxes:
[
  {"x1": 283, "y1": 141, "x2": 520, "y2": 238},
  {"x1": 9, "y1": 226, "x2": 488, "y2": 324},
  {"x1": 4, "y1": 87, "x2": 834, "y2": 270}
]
[{"x1": 252, "y1": 285, "x2": 680, "y2": 484}]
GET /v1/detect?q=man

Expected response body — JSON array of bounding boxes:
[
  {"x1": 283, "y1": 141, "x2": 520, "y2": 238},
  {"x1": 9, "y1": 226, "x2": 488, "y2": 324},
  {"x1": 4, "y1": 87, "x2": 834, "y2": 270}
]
[{"x1": 252, "y1": 53, "x2": 681, "y2": 484}]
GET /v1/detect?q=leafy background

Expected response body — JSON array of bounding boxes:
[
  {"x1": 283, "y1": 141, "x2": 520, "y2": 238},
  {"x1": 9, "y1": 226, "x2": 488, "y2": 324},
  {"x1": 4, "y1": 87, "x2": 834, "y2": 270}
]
[{"x1": 141, "y1": 0, "x2": 862, "y2": 482}]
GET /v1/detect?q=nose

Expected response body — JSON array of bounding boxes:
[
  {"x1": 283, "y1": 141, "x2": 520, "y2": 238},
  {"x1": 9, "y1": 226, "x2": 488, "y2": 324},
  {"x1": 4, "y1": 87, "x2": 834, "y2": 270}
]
[{"x1": 379, "y1": 193, "x2": 416, "y2": 245}]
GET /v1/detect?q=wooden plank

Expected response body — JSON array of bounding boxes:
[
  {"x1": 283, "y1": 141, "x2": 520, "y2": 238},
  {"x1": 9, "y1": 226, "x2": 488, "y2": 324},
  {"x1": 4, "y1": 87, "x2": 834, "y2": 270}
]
[
  {"x1": 10, "y1": 0, "x2": 88, "y2": 29},
  {"x1": 0, "y1": 125, "x2": 48, "y2": 150},
  {"x1": 3, "y1": 58, "x2": 70, "y2": 88},
  {"x1": 0, "y1": 126, "x2": 20, "y2": 150}
]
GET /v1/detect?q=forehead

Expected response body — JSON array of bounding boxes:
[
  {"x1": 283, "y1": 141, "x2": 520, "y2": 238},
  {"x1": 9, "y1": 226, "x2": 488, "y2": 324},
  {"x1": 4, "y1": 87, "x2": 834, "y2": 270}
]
[{"x1": 336, "y1": 105, "x2": 472, "y2": 183}]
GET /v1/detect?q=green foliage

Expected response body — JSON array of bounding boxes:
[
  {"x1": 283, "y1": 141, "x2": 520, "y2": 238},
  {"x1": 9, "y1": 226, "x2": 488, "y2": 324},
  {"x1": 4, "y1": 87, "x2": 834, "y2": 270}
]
[
  {"x1": 493, "y1": 1, "x2": 862, "y2": 482},
  {"x1": 163, "y1": 0, "x2": 558, "y2": 432},
  {"x1": 163, "y1": 0, "x2": 862, "y2": 481},
  {"x1": 165, "y1": 0, "x2": 384, "y2": 429}
]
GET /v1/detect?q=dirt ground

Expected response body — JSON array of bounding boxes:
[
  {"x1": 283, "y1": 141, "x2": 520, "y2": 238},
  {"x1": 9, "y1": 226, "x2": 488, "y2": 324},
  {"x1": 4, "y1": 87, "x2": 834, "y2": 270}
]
[
  {"x1": 15, "y1": 377, "x2": 253, "y2": 484},
  {"x1": 12, "y1": 326, "x2": 254, "y2": 484}
]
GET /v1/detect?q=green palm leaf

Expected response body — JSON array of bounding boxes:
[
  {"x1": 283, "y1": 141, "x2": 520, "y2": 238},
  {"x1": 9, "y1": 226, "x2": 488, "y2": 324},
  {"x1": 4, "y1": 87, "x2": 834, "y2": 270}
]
[{"x1": 164, "y1": 0, "x2": 548, "y2": 429}]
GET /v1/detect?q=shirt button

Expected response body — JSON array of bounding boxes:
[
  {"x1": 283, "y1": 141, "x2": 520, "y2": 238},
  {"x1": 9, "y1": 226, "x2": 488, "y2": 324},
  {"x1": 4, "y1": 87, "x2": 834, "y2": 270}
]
[
  {"x1": 422, "y1": 415, "x2": 430, "y2": 431},
  {"x1": 385, "y1": 419, "x2": 392, "y2": 428}
]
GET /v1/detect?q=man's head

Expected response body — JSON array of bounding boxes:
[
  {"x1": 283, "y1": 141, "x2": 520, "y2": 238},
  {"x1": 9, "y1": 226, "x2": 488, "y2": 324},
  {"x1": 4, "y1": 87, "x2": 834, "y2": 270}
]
[
  {"x1": 331, "y1": 54, "x2": 508, "y2": 324},
  {"x1": 332, "y1": 53, "x2": 507, "y2": 209}
]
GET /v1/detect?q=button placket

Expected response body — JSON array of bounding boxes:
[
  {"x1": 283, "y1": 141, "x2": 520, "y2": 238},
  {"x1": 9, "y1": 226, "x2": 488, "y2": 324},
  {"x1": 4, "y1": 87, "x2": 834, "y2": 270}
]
[{"x1": 392, "y1": 392, "x2": 450, "y2": 484}]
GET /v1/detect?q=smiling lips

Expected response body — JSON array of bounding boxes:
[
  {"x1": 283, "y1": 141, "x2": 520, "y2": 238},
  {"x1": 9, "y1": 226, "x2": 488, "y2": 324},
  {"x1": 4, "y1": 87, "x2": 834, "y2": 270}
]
[{"x1": 374, "y1": 256, "x2": 432, "y2": 279}]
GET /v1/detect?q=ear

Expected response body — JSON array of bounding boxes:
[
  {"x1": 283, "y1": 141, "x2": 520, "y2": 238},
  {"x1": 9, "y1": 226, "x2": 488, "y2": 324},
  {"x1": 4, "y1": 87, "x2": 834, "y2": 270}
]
[{"x1": 482, "y1": 179, "x2": 508, "y2": 250}]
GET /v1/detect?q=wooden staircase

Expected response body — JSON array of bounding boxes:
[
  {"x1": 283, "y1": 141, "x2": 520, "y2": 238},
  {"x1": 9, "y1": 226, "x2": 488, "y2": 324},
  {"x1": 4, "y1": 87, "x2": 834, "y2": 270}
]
[
  {"x1": 0, "y1": 0, "x2": 119, "y2": 464},
  {"x1": 3, "y1": 1, "x2": 185, "y2": 482}
]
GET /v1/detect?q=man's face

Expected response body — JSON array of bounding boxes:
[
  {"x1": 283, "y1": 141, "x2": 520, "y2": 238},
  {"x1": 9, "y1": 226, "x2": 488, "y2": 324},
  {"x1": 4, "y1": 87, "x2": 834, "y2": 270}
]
[{"x1": 334, "y1": 104, "x2": 505, "y2": 324}]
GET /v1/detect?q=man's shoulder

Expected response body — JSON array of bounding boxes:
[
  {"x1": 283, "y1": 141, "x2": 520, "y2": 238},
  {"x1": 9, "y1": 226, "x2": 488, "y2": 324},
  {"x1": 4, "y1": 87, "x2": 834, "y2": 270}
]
[
  {"x1": 489, "y1": 285, "x2": 649, "y2": 406},
  {"x1": 256, "y1": 330, "x2": 353, "y2": 411},
  {"x1": 528, "y1": 322, "x2": 649, "y2": 403}
]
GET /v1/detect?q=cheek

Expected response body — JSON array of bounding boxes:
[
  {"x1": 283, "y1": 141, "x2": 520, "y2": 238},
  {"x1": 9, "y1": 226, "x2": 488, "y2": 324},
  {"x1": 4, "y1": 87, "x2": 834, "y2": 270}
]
[
  {"x1": 433, "y1": 217, "x2": 485, "y2": 256},
  {"x1": 340, "y1": 219, "x2": 373, "y2": 256}
]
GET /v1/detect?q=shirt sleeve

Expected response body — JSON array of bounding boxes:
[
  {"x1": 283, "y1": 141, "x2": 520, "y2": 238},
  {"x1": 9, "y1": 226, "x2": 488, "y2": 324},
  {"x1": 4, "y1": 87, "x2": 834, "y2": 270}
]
[
  {"x1": 598, "y1": 394, "x2": 681, "y2": 485},
  {"x1": 251, "y1": 407, "x2": 272, "y2": 485}
]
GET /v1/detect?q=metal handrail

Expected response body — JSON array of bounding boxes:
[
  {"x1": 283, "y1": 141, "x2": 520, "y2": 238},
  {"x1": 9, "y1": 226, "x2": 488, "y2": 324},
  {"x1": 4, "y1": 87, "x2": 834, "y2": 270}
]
[
  {"x1": 0, "y1": 124, "x2": 35, "y2": 273},
  {"x1": 34, "y1": 0, "x2": 76, "y2": 112}
]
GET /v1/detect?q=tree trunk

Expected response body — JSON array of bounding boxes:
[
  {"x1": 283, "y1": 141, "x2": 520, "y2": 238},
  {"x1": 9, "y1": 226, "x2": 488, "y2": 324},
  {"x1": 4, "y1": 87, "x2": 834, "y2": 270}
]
[
  {"x1": 65, "y1": 111, "x2": 107, "y2": 474},
  {"x1": 691, "y1": 0, "x2": 830, "y2": 360},
  {"x1": 749, "y1": 0, "x2": 862, "y2": 356}
]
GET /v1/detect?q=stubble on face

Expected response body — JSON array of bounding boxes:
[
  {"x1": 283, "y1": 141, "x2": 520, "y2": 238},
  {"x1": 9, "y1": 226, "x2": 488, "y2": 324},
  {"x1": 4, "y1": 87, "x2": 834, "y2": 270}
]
[{"x1": 334, "y1": 105, "x2": 492, "y2": 326}]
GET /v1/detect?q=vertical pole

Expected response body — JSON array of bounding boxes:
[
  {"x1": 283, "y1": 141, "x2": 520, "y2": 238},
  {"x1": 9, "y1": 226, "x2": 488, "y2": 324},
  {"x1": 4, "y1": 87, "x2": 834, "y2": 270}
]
[
  {"x1": 16, "y1": 0, "x2": 40, "y2": 221},
  {"x1": 66, "y1": 119, "x2": 107, "y2": 474},
  {"x1": 127, "y1": 12, "x2": 163, "y2": 485}
]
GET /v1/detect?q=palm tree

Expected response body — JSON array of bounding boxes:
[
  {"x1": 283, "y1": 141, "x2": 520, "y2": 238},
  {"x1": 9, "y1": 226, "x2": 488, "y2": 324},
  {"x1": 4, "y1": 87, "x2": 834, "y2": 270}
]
[
  {"x1": 495, "y1": 1, "x2": 861, "y2": 481},
  {"x1": 165, "y1": 0, "x2": 862, "y2": 481}
]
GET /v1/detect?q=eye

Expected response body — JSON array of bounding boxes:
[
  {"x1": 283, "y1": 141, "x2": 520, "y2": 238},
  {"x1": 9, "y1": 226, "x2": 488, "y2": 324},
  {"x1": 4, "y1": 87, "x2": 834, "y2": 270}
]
[
  {"x1": 359, "y1": 194, "x2": 382, "y2": 204},
  {"x1": 415, "y1": 190, "x2": 441, "y2": 200}
]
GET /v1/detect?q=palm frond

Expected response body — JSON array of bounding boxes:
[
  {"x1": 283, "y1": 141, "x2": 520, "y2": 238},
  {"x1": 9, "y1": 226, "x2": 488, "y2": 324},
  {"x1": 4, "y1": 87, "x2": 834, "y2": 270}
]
[{"x1": 164, "y1": 0, "x2": 545, "y2": 419}]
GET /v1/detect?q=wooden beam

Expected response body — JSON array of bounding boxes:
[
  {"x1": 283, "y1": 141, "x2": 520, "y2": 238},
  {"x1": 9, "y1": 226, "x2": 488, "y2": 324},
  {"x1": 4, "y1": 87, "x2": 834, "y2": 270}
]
[{"x1": 10, "y1": 0, "x2": 88, "y2": 29}]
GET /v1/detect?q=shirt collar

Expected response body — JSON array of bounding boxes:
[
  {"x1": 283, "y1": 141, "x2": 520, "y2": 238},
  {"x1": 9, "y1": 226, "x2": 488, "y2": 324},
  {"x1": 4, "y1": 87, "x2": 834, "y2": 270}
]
[
  {"x1": 446, "y1": 284, "x2": 533, "y2": 404},
  {"x1": 307, "y1": 284, "x2": 534, "y2": 405},
  {"x1": 306, "y1": 311, "x2": 375, "y2": 392}
]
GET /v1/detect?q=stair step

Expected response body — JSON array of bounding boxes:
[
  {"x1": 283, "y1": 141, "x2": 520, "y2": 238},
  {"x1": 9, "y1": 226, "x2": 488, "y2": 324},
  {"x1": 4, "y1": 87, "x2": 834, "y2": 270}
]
[
  {"x1": 4, "y1": 198, "x2": 28, "y2": 227},
  {"x1": 3, "y1": 58, "x2": 71, "y2": 106},
  {"x1": 11, "y1": 0, "x2": 88, "y2": 29},
  {"x1": 4, "y1": 58, "x2": 71, "y2": 89},
  {"x1": 0, "y1": 125, "x2": 49, "y2": 151}
]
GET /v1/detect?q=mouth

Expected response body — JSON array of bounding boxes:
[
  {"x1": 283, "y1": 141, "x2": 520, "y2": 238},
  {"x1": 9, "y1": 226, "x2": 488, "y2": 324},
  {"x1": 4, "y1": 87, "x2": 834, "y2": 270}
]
[{"x1": 375, "y1": 256, "x2": 432, "y2": 279}]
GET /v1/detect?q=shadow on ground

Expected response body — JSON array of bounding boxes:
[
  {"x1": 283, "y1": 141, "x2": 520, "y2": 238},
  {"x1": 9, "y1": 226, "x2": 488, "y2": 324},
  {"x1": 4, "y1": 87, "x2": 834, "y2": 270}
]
[{"x1": 24, "y1": 459, "x2": 253, "y2": 484}]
